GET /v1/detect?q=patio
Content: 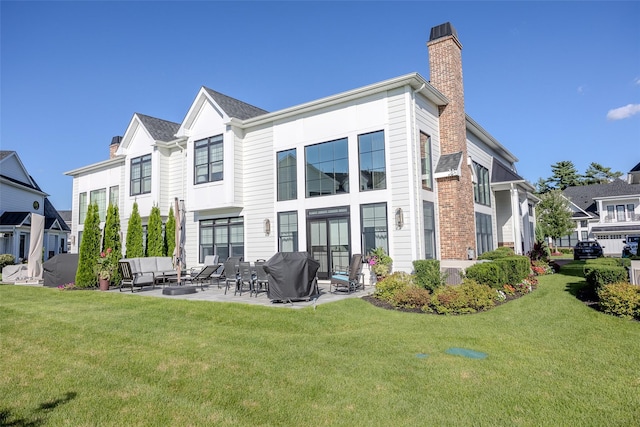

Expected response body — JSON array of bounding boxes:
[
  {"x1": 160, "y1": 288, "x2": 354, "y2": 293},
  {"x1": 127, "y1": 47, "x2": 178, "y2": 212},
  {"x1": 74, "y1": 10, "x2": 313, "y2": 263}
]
[{"x1": 110, "y1": 279, "x2": 374, "y2": 309}]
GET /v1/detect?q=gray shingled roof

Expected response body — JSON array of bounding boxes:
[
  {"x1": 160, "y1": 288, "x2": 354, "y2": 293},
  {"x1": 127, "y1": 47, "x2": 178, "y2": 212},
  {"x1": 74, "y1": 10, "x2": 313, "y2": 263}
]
[
  {"x1": 630, "y1": 161, "x2": 640, "y2": 173},
  {"x1": 44, "y1": 198, "x2": 70, "y2": 231},
  {"x1": 137, "y1": 114, "x2": 181, "y2": 142},
  {"x1": 203, "y1": 87, "x2": 268, "y2": 120},
  {"x1": 563, "y1": 180, "x2": 640, "y2": 217},
  {"x1": 491, "y1": 160, "x2": 525, "y2": 183},
  {"x1": 435, "y1": 152, "x2": 463, "y2": 174},
  {"x1": 0, "y1": 150, "x2": 15, "y2": 160}
]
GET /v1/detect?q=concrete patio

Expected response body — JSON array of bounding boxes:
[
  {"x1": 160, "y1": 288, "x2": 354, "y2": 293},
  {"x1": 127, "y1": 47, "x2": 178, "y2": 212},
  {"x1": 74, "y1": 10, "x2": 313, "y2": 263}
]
[{"x1": 110, "y1": 279, "x2": 375, "y2": 309}]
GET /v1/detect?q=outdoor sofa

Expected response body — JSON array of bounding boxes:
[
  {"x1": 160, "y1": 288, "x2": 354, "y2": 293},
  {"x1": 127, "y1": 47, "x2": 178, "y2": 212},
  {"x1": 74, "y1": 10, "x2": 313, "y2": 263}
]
[{"x1": 119, "y1": 256, "x2": 176, "y2": 292}]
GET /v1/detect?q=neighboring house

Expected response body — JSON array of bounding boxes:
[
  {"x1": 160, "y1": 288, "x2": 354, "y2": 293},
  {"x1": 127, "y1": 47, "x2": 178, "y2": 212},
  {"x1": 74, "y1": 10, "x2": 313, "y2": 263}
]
[
  {"x1": 65, "y1": 22, "x2": 538, "y2": 279},
  {"x1": 0, "y1": 151, "x2": 70, "y2": 261},
  {"x1": 562, "y1": 162, "x2": 640, "y2": 256}
]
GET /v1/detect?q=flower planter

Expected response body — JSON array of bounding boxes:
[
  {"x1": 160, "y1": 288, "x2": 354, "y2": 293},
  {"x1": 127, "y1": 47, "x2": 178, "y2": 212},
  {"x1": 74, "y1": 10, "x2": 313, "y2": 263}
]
[{"x1": 99, "y1": 278, "x2": 110, "y2": 291}]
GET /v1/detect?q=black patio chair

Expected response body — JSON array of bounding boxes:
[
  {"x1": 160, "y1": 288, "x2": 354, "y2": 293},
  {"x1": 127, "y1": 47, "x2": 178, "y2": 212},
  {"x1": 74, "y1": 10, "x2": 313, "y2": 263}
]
[
  {"x1": 223, "y1": 259, "x2": 240, "y2": 295},
  {"x1": 184, "y1": 264, "x2": 221, "y2": 290},
  {"x1": 253, "y1": 261, "x2": 269, "y2": 297},
  {"x1": 237, "y1": 261, "x2": 254, "y2": 296},
  {"x1": 330, "y1": 254, "x2": 364, "y2": 294}
]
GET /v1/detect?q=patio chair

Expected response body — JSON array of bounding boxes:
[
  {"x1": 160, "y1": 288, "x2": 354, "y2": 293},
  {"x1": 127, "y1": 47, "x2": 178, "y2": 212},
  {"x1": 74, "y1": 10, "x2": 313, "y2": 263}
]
[
  {"x1": 253, "y1": 261, "x2": 269, "y2": 297},
  {"x1": 330, "y1": 254, "x2": 364, "y2": 294},
  {"x1": 190, "y1": 255, "x2": 219, "y2": 275},
  {"x1": 118, "y1": 259, "x2": 155, "y2": 293},
  {"x1": 223, "y1": 258, "x2": 240, "y2": 295},
  {"x1": 237, "y1": 261, "x2": 254, "y2": 296},
  {"x1": 184, "y1": 264, "x2": 221, "y2": 290}
]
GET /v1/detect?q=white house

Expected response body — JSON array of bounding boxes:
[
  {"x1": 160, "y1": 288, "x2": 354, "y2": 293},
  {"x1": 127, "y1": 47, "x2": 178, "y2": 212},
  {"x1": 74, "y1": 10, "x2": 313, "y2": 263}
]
[
  {"x1": 0, "y1": 151, "x2": 70, "y2": 261},
  {"x1": 65, "y1": 22, "x2": 538, "y2": 280},
  {"x1": 562, "y1": 162, "x2": 640, "y2": 256}
]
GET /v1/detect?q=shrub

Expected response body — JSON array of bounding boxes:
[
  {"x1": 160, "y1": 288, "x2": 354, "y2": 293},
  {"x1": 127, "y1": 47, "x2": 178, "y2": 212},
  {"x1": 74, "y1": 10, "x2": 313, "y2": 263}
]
[
  {"x1": 494, "y1": 256, "x2": 531, "y2": 285},
  {"x1": 165, "y1": 204, "x2": 176, "y2": 257},
  {"x1": 584, "y1": 265, "x2": 628, "y2": 290},
  {"x1": 369, "y1": 247, "x2": 393, "y2": 278},
  {"x1": 429, "y1": 285, "x2": 475, "y2": 315},
  {"x1": 391, "y1": 285, "x2": 431, "y2": 309},
  {"x1": 460, "y1": 279, "x2": 496, "y2": 312},
  {"x1": 464, "y1": 262, "x2": 506, "y2": 289},
  {"x1": 146, "y1": 205, "x2": 164, "y2": 257},
  {"x1": 597, "y1": 282, "x2": 640, "y2": 319},
  {"x1": 413, "y1": 259, "x2": 447, "y2": 292},
  {"x1": 75, "y1": 203, "x2": 101, "y2": 288},
  {"x1": 531, "y1": 260, "x2": 553, "y2": 276},
  {"x1": 0, "y1": 254, "x2": 15, "y2": 270},
  {"x1": 373, "y1": 271, "x2": 414, "y2": 303},
  {"x1": 478, "y1": 246, "x2": 514, "y2": 260}
]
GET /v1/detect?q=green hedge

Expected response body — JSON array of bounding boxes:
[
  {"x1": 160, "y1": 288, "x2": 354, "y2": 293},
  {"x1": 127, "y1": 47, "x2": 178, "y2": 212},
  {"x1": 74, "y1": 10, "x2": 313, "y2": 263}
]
[
  {"x1": 464, "y1": 262, "x2": 506, "y2": 289},
  {"x1": 597, "y1": 282, "x2": 640, "y2": 319},
  {"x1": 583, "y1": 264, "x2": 629, "y2": 289},
  {"x1": 494, "y1": 256, "x2": 531, "y2": 285},
  {"x1": 477, "y1": 247, "x2": 514, "y2": 260},
  {"x1": 412, "y1": 259, "x2": 446, "y2": 292}
]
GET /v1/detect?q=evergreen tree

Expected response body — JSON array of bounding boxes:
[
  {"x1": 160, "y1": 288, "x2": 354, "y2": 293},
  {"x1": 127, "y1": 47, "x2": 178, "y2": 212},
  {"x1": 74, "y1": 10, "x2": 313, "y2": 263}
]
[
  {"x1": 547, "y1": 160, "x2": 582, "y2": 190},
  {"x1": 102, "y1": 204, "x2": 123, "y2": 284},
  {"x1": 164, "y1": 204, "x2": 176, "y2": 257},
  {"x1": 536, "y1": 189, "x2": 575, "y2": 252},
  {"x1": 75, "y1": 203, "x2": 101, "y2": 288},
  {"x1": 583, "y1": 162, "x2": 623, "y2": 185},
  {"x1": 126, "y1": 202, "x2": 144, "y2": 258},
  {"x1": 535, "y1": 177, "x2": 552, "y2": 194},
  {"x1": 146, "y1": 205, "x2": 164, "y2": 257}
]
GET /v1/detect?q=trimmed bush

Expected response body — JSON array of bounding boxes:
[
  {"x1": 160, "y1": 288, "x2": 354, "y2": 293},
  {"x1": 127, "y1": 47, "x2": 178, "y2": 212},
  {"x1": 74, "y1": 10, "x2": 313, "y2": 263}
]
[
  {"x1": 126, "y1": 202, "x2": 144, "y2": 258},
  {"x1": 391, "y1": 285, "x2": 431, "y2": 309},
  {"x1": 0, "y1": 254, "x2": 15, "y2": 270},
  {"x1": 597, "y1": 282, "x2": 640, "y2": 319},
  {"x1": 465, "y1": 262, "x2": 506, "y2": 289},
  {"x1": 494, "y1": 256, "x2": 531, "y2": 285},
  {"x1": 413, "y1": 259, "x2": 446, "y2": 292},
  {"x1": 478, "y1": 246, "x2": 514, "y2": 260},
  {"x1": 584, "y1": 264, "x2": 628, "y2": 290},
  {"x1": 460, "y1": 279, "x2": 497, "y2": 312},
  {"x1": 373, "y1": 272, "x2": 414, "y2": 303},
  {"x1": 429, "y1": 285, "x2": 474, "y2": 315},
  {"x1": 146, "y1": 205, "x2": 164, "y2": 257}
]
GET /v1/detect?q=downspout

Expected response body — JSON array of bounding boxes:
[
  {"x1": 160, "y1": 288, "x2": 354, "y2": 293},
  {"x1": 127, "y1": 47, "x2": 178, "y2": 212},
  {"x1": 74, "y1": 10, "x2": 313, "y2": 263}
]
[{"x1": 510, "y1": 183, "x2": 521, "y2": 254}]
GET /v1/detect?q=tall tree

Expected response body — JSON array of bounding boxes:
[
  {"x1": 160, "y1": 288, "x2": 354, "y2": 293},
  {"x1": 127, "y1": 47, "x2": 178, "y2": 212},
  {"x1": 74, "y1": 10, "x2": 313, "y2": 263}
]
[
  {"x1": 102, "y1": 204, "x2": 123, "y2": 284},
  {"x1": 164, "y1": 204, "x2": 175, "y2": 257},
  {"x1": 547, "y1": 160, "x2": 582, "y2": 190},
  {"x1": 146, "y1": 205, "x2": 164, "y2": 257},
  {"x1": 535, "y1": 177, "x2": 552, "y2": 194},
  {"x1": 125, "y1": 202, "x2": 144, "y2": 258},
  {"x1": 75, "y1": 203, "x2": 101, "y2": 288},
  {"x1": 583, "y1": 162, "x2": 623, "y2": 185},
  {"x1": 536, "y1": 189, "x2": 574, "y2": 252}
]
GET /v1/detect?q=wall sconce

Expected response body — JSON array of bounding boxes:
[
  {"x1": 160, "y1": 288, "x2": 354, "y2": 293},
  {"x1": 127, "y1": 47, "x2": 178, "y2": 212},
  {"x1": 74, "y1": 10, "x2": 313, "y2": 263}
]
[
  {"x1": 263, "y1": 218, "x2": 271, "y2": 236},
  {"x1": 395, "y1": 208, "x2": 404, "y2": 229}
]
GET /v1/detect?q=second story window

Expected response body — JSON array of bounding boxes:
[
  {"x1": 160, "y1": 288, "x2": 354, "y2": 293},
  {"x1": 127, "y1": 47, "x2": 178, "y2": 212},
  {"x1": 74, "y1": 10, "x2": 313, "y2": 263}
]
[
  {"x1": 79, "y1": 192, "x2": 87, "y2": 224},
  {"x1": 358, "y1": 130, "x2": 386, "y2": 191},
  {"x1": 130, "y1": 154, "x2": 151, "y2": 196},
  {"x1": 90, "y1": 188, "x2": 106, "y2": 221},
  {"x1": 473, "y1": 161, "x2": 491, "y2": 206},
  {"x1": 194, "y1": 135, "x2": 223, "y2": 184},
  {"x1": 420, "y1": 132, "x2": 433, "y2": 190},
  {"x1": 305, "y1": 138, "x2": 349, "y2": 197},
  {"x1": 277, "y1": 149, "x2": 297, "y2": 201}
]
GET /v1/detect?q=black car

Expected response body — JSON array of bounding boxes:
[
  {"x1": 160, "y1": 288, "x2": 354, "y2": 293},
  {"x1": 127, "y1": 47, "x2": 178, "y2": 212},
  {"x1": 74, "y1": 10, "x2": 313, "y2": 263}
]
[{"x1": 573, "y1": 240, "x2": 604, "y2": 260}]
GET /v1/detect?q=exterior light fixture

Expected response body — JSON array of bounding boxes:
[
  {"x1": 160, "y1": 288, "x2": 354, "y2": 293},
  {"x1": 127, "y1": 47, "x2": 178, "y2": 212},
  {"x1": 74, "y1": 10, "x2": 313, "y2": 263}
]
[
  {"x1": 395, "y1": 208, "x2": 404, "y2": 229},
  {"x1": 263, "y1": 218, "x2": 271, "y2": 236}
]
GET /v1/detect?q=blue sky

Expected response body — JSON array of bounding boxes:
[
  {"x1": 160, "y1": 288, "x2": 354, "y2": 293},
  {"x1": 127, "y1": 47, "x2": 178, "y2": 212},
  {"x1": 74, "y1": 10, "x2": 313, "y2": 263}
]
[{"x1": 1, "y1": 1, "x2": 638, "y2": 210}]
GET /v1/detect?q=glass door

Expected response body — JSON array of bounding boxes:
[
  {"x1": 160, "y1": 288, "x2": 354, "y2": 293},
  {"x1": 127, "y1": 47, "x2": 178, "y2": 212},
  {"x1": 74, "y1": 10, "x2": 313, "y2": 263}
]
[{"x1": 307, "y1": 207, "x2": 350, "y2": 279}]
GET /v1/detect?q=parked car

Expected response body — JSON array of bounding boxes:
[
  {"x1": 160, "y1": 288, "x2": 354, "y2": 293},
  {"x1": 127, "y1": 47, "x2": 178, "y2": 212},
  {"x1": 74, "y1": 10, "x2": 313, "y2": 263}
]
[
  {"x1": 622, "y1": 235, "x2": 639, "y2": 258},
  {"x1": 573, "y1": 240, "x2": 604, "y2": 260}
]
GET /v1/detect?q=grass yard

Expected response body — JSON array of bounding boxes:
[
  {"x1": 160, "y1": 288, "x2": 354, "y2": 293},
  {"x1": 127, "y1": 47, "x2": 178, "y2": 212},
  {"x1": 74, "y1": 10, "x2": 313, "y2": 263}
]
[{"x1": 1, "y1": 264, "x2": 639, "y2": 426}]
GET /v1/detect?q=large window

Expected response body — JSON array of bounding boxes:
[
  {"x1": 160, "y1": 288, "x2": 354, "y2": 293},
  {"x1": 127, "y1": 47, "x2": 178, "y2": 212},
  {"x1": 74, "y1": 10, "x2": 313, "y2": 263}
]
[
  {"x1": 131, "y1": 154, "x2": 151, "y2": 196},
  {"x1": 199, "y1": 217, "x2": 244, "y2": 262},
  {"x1": 358, "y1": 131, "x2": 386, "y2": 191},
  {"x1": 361, "y1": 203, "x2": 388, "y2": 256},
  {"x1": 475, "y1": 212, "x2": 494, "y2": 256},
  {"x1": 278, "y1": 211, "x2": 298, "y2": 252},
  {"x1": 553, "y1": 232, "x2": 579, "y2": 248},
  {"x1": 473, "y1": 162, "x2": 491, "y2": 206},
  {"x1": 194, "y1": 135, "x2": 223, "y2": 184},
  {"x1": 109, "y1": 186, "x2": 119, "y2": 207},
  {"x1": 79, "y1": 192, "x2": 87, "y2": 224},
  {"x1": 90, "y1": 189, "x2": 106, "y2": 221},
  {"x1": 277, "y1": 149, "x2": 297, "y2": 201},
  {"x1": 420, "y1": 132, "x2": 433, "y2": 190},
  {"x1": 305, "y1": 138, "x2": 349, "y2": 197},
  {"x1": 423, "y1": 201, "x2": 436, "y2": 259}
]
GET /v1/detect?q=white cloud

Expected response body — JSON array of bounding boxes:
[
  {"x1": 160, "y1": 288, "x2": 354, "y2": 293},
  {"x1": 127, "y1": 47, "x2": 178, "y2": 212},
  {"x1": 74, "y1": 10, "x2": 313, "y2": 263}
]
[
  {"x1": 577, "y1": 85, "x2": 585, "y2": 94},
  {"x1": 606, "y1": 104, "x2": 640, "y2": 121},
  {"x1": 635, "y1": 77, "x2": 640, "y2": 86}
]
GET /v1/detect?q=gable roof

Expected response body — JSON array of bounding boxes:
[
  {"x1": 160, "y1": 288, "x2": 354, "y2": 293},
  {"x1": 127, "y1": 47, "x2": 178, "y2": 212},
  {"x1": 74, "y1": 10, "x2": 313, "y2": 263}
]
[
  {"x1": 491, "y1": 160, "x2": 525, "y2": 183},
  {"x1": 202, "y1": 87, "x2": 268, "y2": 120},
  {"x1": 44, "y1": 198, "x2": 70, "y2": 231},
  {"x1": 563, "y1": 180, "x2": 640, "y2": 218},
  {"x1": 136, "y1": 114, "x2": 181, "y2": 142}
]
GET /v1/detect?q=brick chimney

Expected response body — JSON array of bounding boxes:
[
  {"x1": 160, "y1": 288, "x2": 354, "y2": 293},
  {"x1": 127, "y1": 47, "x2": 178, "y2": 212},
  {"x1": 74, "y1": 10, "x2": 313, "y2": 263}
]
[
  {"x1": 427, "y1": 23, "x2": 476, "y2": 260},
  {"x1": 109, "y1": 136, "x2": 122, "y2": 159}
]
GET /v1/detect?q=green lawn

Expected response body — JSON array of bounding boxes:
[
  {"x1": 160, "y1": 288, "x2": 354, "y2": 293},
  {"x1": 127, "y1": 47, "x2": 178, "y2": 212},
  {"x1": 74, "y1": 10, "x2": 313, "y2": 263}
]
[{"x1": 1, "y1": 264, "x2": 639, "y2": 426}]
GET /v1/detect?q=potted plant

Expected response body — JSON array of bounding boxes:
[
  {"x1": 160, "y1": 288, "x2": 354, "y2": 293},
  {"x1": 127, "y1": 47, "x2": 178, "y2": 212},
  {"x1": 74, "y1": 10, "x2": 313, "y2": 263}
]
[
  {"x1": 94, "y1": 248, "x2": 116, "y2": 291},
  {"x1": 368, "y1": 247, "x2": 393, "y2": 280}
]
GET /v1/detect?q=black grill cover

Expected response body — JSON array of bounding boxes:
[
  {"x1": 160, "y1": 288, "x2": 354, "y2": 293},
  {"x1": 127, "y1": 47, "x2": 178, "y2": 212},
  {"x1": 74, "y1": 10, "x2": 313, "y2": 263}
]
[
  {"x1": 263, "y1": 252, "x2": 320, "y2": 301},
  {"x1": 43, "y1": 253, "x2": 79, "y2": 287}
]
